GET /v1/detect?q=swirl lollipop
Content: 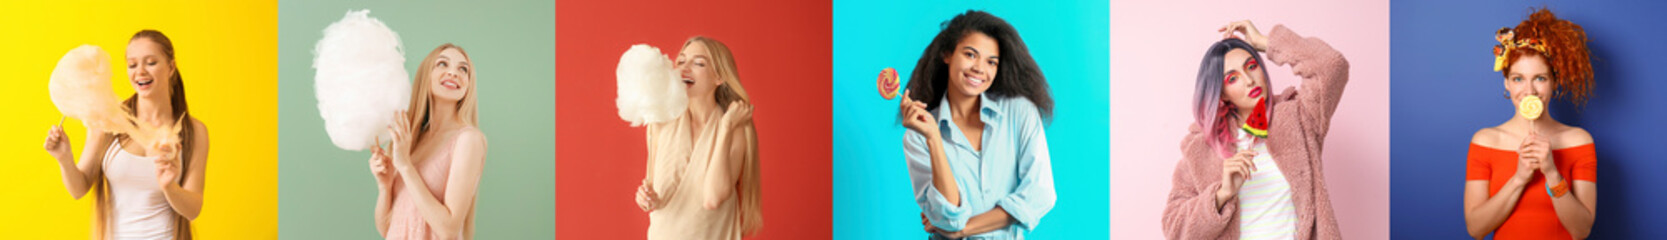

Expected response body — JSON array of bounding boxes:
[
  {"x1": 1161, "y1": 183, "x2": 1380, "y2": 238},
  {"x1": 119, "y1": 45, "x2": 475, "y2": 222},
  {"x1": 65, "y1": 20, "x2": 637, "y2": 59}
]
[
  {"x1": 1519, "y1": 95, "x2": 1544, "y2": 120},
  {"x1": 877, "y1": 67, "x2": 900, "y2": 100}
]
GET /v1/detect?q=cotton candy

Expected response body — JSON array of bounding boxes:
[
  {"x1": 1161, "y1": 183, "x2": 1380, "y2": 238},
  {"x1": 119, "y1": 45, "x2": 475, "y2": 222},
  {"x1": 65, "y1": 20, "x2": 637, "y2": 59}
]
[
  {"x1": 313, "y1": 9, "x2": 411, "y2": 151},
  {"x1": 48, "y1": 45, "x2": 178, "y2": 150},
  {"x1": 616, "y1": 44, "x2": 686, "y2": 127}
]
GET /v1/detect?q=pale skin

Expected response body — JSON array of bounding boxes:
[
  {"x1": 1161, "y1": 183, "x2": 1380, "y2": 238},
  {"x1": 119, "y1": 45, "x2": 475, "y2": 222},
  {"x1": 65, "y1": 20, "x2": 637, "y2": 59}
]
[
  {"x1": 635, "y1": 40, "x2": 755, "y2": 214},
  {"x1": 368, "y1": 48, "x2": 489, "y2": 239},
  {"x1": 1213, "y1": 20, "x2": 1272, "y2": 211},
  {"x1": 42, "y1": 37, "x2": 210, "y2": 221},
  {"x1": 1463, "y1": 54, "x2": 1597, "y2": 240},
  {"x1": 899, "y1": 32, "x2": 1017, "y2": 238}
]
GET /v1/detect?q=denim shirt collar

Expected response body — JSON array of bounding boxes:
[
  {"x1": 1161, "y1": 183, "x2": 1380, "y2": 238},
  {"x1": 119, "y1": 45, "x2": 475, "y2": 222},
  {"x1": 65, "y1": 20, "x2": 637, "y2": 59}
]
[{"x1": 933, "y1": 93, "x2": 1004, "y2": 128}]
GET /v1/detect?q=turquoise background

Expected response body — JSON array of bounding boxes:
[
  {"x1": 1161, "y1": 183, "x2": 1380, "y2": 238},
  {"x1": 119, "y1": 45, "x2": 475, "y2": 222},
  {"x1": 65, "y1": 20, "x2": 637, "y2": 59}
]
[
  {"x1": 832, "y1": 0, "x2": 1110, "y2": 238},
  {"x1": 277, "y1": 0, "x2": 553, "y2": 238}
]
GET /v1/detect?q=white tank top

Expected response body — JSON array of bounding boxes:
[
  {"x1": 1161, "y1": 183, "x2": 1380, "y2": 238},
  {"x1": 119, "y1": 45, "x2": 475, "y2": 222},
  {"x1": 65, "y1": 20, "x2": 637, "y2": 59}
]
[{"x1": 102, "y1": 141, "x2": 178, "y2": 240}]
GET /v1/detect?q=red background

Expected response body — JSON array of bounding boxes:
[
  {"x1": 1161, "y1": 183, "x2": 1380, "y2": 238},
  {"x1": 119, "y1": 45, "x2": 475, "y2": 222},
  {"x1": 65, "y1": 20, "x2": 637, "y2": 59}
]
[{"x1": 555, "y1": 0, "x2": 832, "y2": 239}]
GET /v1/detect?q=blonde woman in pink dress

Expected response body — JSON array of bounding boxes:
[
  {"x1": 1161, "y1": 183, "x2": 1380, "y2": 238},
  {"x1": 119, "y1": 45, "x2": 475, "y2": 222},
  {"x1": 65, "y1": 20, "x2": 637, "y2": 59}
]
[
  {"x1": 633, "y1": 36, "x2": 764, "y2": 240},
  {"x1": 368, "y1": 44, "x2": 489, "y2": 240}
]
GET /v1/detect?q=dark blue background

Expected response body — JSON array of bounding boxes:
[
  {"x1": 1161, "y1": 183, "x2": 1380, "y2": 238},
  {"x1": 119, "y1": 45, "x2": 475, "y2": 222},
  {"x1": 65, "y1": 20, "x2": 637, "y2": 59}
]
[{"x1": 1392, "y1": 0, "x2": 1667, "y2": 239}]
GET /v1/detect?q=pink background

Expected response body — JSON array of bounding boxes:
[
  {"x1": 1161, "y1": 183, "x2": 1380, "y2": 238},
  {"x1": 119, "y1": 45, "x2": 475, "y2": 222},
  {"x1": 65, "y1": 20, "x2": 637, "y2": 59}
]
[{"x1": 1108, "y1": 0, "x2": 1389, "y2": 239}]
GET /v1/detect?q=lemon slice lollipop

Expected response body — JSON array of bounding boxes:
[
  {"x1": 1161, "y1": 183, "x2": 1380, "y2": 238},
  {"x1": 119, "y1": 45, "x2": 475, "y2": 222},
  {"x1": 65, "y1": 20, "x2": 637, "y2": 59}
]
[{"x1": 1519, "y1": 95, "x2": 1544, "y2": 120}]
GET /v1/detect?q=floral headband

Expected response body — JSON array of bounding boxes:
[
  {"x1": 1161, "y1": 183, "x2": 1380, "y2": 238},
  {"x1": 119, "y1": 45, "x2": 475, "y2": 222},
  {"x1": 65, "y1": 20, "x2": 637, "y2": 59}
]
[{"x1": 1493, "y1": 27, "x2": 1549, "y2": 72}]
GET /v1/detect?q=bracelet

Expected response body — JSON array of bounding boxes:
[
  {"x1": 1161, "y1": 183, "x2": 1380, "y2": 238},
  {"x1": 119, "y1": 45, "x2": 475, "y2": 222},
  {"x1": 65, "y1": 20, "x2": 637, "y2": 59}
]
[{"x1": 1545, "y1": 178, "x2": 1569, "y2": 198}]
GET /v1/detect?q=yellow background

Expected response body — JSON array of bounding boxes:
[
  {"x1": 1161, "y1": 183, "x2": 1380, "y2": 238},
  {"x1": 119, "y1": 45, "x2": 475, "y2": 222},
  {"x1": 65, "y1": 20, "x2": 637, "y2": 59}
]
[{"x1": 0, "y1": 1, "x2": 278, "y2": 238}]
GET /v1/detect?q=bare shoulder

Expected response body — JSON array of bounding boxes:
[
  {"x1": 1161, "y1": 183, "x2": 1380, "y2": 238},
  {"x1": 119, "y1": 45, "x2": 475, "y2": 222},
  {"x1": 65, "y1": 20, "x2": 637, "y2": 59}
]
[
  {"x1": 190, "y1": 117, "x2": 210, "y2": 147},
  {"x1": 1470, "y1": 127, "x2": 1506, "y2": 149},
  {"x1": 190, "y1": 118, "x2": 209, "y2": 137},
  {"x1": 1553, "y1": 126, "x2": 1593, "y2": 149},
  {"x1": 454, "y1": 127, "x2": 488, "y2": 148}
]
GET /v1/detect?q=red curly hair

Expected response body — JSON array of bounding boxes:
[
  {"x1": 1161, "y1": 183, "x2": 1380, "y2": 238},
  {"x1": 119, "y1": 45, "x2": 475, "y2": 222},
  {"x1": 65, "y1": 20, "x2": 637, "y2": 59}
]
[{"x1": 1500, "y1": 7, "x2": 1593, "y2": 104}]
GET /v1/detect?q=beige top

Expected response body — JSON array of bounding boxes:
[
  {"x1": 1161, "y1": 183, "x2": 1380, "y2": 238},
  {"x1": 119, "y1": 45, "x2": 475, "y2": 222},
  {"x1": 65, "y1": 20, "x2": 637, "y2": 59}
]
[{"x1": 645, "y1": 108, "x2": 761, "y2": 240}]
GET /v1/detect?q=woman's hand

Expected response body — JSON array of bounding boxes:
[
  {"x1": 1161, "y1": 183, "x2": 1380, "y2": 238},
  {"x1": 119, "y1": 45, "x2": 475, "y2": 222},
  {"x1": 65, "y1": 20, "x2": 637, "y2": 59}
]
[
  {"x1": 1216, "y1": 150, "x2": 1257, "y2": 206},
  {"x1": 1525, "y1": 130, "x2": 1560, "y2": 179},
  {"x1": 386, "y1": 111, "x2": 415, "y2": 170},
  {"x1": 44, "y1": 125, "x2": 74, "y2": 161},
  {"x1": 151, "y1": 142, "x2": 181, "y2": 188},
  {"x1": 369, "y1": 137, "x2": 397, "y2": 188},
  {"x1": 900, "y1": 90, "x2": 940, "y2": 138},
  {"x1": 636, "y1": 183, "x2": 660, "y2": 212},
  {"x1": 722, "y1": 101, "x2": 754, "y2": 129},
  {"x1": 1514, "y1": 130, "x2": 1547, "y2": 182},
  {"x1": 1219, "y1": 20, "x2": 1269, "y2": 51}
]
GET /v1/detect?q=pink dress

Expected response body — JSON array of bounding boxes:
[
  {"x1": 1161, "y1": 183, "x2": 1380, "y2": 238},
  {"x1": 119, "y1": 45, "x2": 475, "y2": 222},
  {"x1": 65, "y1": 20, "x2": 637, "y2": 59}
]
[{"x1": 387, "y1": 129, "x2": 470, "y2": 240}]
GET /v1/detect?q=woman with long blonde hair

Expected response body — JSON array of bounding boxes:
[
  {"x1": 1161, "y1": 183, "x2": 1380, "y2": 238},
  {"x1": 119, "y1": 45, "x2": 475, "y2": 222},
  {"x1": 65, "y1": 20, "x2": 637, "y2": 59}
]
[
  {"x1": 368, "y1": 43, "x2": 489, "y2": 240},
  {"x1": 43, "y1": 29, "x2": 210, "y2": 240},
  {"x1": 633, "y1": 36, "x2": 763, "y2": 240}
]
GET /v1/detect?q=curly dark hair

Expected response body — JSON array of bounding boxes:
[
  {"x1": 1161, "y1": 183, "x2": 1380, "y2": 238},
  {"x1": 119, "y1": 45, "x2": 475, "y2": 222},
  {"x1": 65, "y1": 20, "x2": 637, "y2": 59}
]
[{"x1": 902, "y1": 10, "x2": 1053, "y2": 120}]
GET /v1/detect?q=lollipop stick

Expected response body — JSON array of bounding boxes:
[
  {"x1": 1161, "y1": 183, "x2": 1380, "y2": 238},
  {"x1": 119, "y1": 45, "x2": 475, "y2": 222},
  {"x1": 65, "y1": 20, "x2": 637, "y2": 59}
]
[{"x1": 57, "y1": 116, "x2": 65, "y2": 127}]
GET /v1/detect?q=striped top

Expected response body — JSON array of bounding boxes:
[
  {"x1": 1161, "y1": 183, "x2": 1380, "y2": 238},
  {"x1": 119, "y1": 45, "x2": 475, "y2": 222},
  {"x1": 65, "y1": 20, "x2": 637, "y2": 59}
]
[{"x1": 1235, "y1": 130, "x2": 1296, "y2": 240}]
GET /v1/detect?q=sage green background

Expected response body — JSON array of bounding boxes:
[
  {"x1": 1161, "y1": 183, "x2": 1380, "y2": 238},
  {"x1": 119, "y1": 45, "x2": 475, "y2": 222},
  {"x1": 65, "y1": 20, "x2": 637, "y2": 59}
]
[{"x1": 277, "y1": 0, "x2": 553, "y2": 238}]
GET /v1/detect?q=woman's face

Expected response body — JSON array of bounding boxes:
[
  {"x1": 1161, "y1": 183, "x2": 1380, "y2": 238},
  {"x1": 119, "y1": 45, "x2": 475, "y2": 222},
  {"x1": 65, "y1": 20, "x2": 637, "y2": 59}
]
[
  {"x1": 1220, "y1": 48, "x2": 1266, "y2": 112},
  {"x1": 1505, "y1": 54, "x2": 1554, "y2": 117},
  {"x1": 943, "y1": 32, "x2": 999, "y2": 99},
  {"x1": 428, "y1": 48, "x2": 472, "y2": 102},
  {"x1": 126, "y1": 38, "x2": 175, "y2": 98},
  {"x1": 676, "y1": 41, "x2": 720, "y2": 102}
]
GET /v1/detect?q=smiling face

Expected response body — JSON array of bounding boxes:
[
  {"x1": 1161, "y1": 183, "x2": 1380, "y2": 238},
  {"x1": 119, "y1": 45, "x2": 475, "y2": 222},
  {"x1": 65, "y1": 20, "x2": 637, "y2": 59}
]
[
  {"x1": 126, "y1": 38, "x2": 175, "y2": 98},
  {"x1": 427, "y1": 48, "x2": 472, "y2": 102},
  {"x1": 1505, "y1": 54, "x2": 1554, "y2": 118},
  {"x1": 942, "y1": 32, "x2": 999, "y2": 100},
  {"x1": 1220, "y1": 48, "x2": 1266, "y2": 112},
  {"x1": 676, "y1": 41, "x2": 721, "y2": 103}
]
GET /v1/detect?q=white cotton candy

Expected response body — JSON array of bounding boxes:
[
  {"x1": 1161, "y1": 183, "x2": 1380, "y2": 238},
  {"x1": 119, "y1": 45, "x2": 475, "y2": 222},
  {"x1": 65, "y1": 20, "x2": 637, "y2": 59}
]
[
  {"x1": 313, "y1": 9, "x2": 411, "y2": 151},
  {"x1": 49, "y1": 45, "x2": 123, "y2": 130},
  {"x1": 615, "y1": 44, "x2": 687, "y2": 127},
  {"x1": 49, "y1": 45, "x2": 178, "y2": 150}
]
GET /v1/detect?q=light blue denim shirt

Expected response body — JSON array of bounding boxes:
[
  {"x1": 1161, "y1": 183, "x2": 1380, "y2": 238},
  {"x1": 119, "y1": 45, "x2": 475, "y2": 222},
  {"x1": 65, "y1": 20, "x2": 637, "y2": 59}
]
[{"x1": 905, "y1": 94, "x2": 1056, "y2": 240}]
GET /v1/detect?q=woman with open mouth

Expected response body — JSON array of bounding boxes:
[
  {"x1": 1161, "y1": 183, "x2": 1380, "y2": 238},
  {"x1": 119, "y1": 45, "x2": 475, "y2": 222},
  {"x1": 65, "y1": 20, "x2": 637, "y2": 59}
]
[
  {"x1": 633, "y1": 36, "x2": 763, "y2": 240},
  {"x1": 366, "y1": 44, "x2": 490, "y2": 240},
  {"x1": 43, "y1": 30, "x2": 210, "y2": 240},
  {"x1": 900, "y1": 10, "x2": 1057, "y2": 239},
  {"x1": 1162, "y1": 20, "x2": 1350, "y2": 239}
]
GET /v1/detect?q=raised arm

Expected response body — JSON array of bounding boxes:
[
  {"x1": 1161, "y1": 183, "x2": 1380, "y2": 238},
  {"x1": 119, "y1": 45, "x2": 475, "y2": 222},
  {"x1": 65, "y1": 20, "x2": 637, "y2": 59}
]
[
  {"x1": 44, "y1": 125, "x2": 113, "y2": 200},
  {"x1": 905, "y1": 130, "x2": 971, "y2": 232},
  {"x1": 700, "y1": 123, "x2": 752, "y2": 209},
  {"x1": 395, "y1": 129, "x2": 487, "y2": 240},
  {"x1": 371, "y1": 143, "x2": 398, "y2": 237},
  {"x1": 1545, "y1": 132, "x2": 1596, "y2": 239},
  {"x1": 1264, "y1": 24, "x2": 1350, "y2": 138},
  {"x1": 158, "y1": 120, "x2": 209, "y2": 220},
  {"x1": 1162, "y1": 128, "x2": 1234, "y2": 239}
]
